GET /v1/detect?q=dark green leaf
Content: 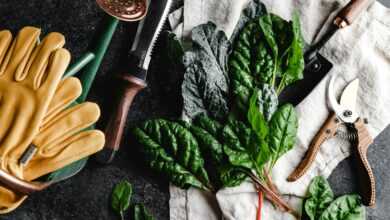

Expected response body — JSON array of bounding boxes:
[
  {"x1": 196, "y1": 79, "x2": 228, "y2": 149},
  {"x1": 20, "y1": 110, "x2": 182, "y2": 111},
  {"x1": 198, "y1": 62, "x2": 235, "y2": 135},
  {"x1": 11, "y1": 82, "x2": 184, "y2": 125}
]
[
  {"x1": 182, "y1": 22, "x2": 230, "y2": 120},
  {"x1": 319, "y1": 195, "x2": 366, "y2": 220},
  {"x1": 268, "y1": 104, "x2": 298, "y2": 162},
  {"x1": 132, "y1": 120, "x2": 210, "y2": 191},
  {"x1": 219, "y1": 165, "x2": 247, "y2": 187},
  {"x1": 259, "y1": 14, "x2": 278, "y2": 59},
  {"x1": 190, "y1": 115, "x2": 224, "y2": 163},
  {"x1": 305, "y1": 176, "x2": 334, "y2": 220},
  {"x1": 248, "y1": 89, "x2": 269, "y2": 140},
  {"x1": 231, "y1": 0, "x2": 267, "y2": 40},
  {"x1": 278, "y1": 12, "x2": 305, "y2": 91},
  {"x1": 133, "y1": 204, "x2": 155, "y2": 220},
  {"x1": 222, "y1": 119, "x2": 271, "y2": 174},
  {"x1": 111, "y1": 181, "x2": 133, "y2": 216},
  {"x1": 229, "y1": 20, "x2": 275, "y2": 114},
  {"x1": 190, "y1": 114, "x2": 247, "y2": 187}
]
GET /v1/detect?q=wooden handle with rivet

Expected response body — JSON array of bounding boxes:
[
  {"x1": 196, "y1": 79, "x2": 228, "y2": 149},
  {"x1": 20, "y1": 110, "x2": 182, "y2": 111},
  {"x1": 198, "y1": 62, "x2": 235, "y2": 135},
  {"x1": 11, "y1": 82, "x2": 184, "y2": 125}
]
[
  {"x1": 352, "y1": 118, "x2": 376, "y2": 207},
  {"x1": 95, "y1": 75, "x2": 146, "y2": 164},
  {"x1": 334, "y1": 0, "x2": 374, "y2": 28},
  {"x1": 288, "y1": 113, "x2": 339, "y2": 182},
  {"x1": 0, "y1": 169, "x2": 52, "y2": 195}
]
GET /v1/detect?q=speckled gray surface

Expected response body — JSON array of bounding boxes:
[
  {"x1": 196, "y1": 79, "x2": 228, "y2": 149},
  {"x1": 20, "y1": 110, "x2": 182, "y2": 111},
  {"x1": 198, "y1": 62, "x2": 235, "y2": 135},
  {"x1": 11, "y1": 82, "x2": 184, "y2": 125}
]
[{"x1": 0, "y1": 0, "x2": 388, "y2": 219}]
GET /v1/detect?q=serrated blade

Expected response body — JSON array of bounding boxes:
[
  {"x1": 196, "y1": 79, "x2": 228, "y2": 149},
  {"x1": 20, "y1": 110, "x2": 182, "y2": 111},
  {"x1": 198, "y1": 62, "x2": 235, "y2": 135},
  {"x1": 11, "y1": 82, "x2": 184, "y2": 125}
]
[{"x1": 130, "y1": 0, "x2": 172, "y2": 73}]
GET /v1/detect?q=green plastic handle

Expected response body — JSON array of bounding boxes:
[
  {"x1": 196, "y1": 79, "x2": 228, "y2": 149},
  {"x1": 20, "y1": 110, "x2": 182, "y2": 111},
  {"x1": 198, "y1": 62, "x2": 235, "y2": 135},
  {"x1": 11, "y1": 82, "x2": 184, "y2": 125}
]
[
  {"x1": 64, "y1": 52, "x2": 96, "y2": 78},
  {"x1": 77, "y1": 16, "x2": 119, "y2": 102}
]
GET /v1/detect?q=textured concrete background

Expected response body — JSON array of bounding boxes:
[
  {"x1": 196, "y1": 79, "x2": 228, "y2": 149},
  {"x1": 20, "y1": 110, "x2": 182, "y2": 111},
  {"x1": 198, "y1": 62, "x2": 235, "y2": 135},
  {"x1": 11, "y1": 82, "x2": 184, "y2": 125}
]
[{"x1": 0, "y1": 0, "x2": 389, "y2": 219}]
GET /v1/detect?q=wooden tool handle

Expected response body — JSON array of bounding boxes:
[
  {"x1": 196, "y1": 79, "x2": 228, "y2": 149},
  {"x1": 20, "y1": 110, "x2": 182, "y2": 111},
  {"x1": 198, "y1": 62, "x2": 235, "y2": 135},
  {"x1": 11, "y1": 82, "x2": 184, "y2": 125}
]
[
  {"x1": 334, "y1": 0, "x2": 373, "y2": 28},
  {"x1": 288, "y1": 113, "x2": 340, "y2": 182},
  {"x1": 0, "y1": 169, "x2": 51, "y2": 195},
  {"x1": 352, "y1": 118, "x2": 376, "y2": 207},
  {"x1": 95, "y1": 75, "x2": 146, "y2": 164}
]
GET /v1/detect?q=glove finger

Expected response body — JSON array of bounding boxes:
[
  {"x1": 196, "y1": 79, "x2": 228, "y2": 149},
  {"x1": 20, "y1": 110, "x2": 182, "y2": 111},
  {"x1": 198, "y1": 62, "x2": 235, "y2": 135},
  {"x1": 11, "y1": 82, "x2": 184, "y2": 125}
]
[
  {"x1": 42, "y1": 77, "x2": 82, "y2": 126},
  {"x1": 25, "y1": 130, "x2": 105, "y2": 181},
  {"x1": 0, "y1": 27, "x2": 40, "y2": 78},
  {"x1": 0, "y1": 186, "x2": 26, "y2": 214},
  {"x1": 34, "y1": 102, "x2": 100, "y2": 156},
  {"x1": 0, "y1": 94, "x2": 17, "y2": 145},
  {"x1": 0, "y1": 30, "x2": 12, "y2": 68},
  {"x1": 35, "y1": 48, "x2": 70, "y2": 93}
]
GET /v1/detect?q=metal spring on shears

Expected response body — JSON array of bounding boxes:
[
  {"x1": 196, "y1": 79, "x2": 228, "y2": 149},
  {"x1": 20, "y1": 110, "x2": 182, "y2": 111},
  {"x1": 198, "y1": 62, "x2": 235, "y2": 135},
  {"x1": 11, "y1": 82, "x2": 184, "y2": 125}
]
[{"x1": 335, "y1": 130, "x2": 358, "y2": 142}]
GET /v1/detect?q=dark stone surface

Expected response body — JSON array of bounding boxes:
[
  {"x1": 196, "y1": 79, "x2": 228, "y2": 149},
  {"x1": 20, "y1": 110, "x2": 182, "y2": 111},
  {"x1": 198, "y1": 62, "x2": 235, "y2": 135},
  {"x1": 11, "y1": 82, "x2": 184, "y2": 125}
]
[{"x1": 0, "y1": 0, "x2": 388, "y2": 219}]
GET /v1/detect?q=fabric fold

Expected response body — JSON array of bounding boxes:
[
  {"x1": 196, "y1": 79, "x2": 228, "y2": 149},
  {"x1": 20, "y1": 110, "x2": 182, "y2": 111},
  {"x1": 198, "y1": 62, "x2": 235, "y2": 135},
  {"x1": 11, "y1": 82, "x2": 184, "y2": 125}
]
[{"x1": 168, "y1": 0, "x2": 390, "y2": 219}]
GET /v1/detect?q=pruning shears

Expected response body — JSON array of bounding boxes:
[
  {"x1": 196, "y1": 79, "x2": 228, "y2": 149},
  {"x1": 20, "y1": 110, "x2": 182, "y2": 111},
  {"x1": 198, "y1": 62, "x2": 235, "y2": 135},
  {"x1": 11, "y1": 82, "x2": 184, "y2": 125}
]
[{"x1": 287, "y1": 74, "x2": 376, "y2": 207}]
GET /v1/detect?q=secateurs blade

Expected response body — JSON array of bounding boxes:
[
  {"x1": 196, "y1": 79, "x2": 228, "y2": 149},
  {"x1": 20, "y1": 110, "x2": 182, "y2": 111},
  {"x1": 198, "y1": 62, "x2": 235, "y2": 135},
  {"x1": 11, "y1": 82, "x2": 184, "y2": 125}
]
[{"x1": 287, "y1": 74, "x2": 376, "y2": 207}]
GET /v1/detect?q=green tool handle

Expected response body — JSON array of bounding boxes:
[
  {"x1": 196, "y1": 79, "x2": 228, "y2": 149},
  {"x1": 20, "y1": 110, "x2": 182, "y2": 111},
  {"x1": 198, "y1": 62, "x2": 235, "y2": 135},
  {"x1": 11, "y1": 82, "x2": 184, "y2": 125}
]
[
  {"x1": 64, "y1": 52, "x2": 96, "y2": 78},
  {"x1": 77, "y1": 16, "x2": 119, "y2": 102}
]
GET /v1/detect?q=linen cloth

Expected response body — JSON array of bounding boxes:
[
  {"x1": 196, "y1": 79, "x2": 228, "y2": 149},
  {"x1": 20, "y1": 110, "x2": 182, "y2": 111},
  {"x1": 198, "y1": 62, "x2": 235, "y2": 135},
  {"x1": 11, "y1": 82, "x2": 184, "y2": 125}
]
[{"x1": 168, "y1": 0, "x2": 390, "y2": 219}]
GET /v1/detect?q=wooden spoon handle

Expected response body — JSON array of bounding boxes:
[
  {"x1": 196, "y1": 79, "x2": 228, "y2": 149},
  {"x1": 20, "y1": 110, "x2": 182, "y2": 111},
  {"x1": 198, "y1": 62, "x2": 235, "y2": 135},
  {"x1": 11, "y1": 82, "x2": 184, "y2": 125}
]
[
  {"x1": 95, "y1": 75, "x2": 146, "y2": 164},
  {"x1": 352, "y1": 118, "x2": 376, "y2": 207},
  {"x1": 335, "y1": 0, "x2": 374, "y2": 28},
  {"x1": 288, "y1": 113, "x2": 339, "y2": 182}
]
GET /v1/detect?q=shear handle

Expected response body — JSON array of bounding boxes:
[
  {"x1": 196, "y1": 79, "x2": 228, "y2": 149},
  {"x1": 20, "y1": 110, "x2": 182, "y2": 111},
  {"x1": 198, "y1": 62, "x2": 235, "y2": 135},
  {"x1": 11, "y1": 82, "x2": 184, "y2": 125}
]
[
  {"x1": 0, "y1": 169, "x2": 52, "y2": 195},
  {"x1": 334, "y1": 0, "x2": 373, "y2": 28},
  {"x1": 288, "y1": 113, "x2": 340, "y2": 182},
  {"x1": 351, "y1": 118, "x2": 376, "y2": 207}
]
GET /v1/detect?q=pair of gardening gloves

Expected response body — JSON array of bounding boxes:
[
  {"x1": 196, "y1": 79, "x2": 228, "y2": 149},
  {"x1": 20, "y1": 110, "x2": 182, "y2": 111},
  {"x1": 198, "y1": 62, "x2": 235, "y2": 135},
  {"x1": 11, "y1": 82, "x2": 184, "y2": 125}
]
[{"x1": 0, "y1": 27, "x2": 105, "y2": 213}]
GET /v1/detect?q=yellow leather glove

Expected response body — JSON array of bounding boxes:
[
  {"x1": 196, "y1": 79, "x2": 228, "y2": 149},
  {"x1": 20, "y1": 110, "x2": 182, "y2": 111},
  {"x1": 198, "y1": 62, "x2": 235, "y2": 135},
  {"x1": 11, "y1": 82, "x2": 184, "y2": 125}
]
[
  {"x1": 0, "y1": 27, "x2": 70, "y2": 178},
  {"x1": 0, "y1": 27, "x2": 105, "y2": 213},
  {"x1": 0, "y1": 77, "x2": 105, "y2": 213}
]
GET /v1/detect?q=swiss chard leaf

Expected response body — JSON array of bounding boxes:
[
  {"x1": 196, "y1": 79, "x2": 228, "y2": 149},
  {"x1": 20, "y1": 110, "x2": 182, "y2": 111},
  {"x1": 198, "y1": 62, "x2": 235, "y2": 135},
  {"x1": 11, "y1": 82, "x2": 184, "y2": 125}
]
[
  {"x1": 222, "y1": 119, "x2": 271, "y2": 175},
  {"x1": 190, "y1": 115, "x2": 224, "y2": 163},
  {"x1": 259, "y1": 14, "x2": 279, "y2": 61},
  {"x1": 190, "y1": 115, "x2": 248, "y2": 187},
  {"x1": 248, "y1": 89, "x2": 269, "y2": 140},
  {"x1": 133, "y1": 204, "x2": 155, "y2": 220},
  {"x1": 132, "y1": 120, "x2": 210, "y2": 191},
  {"x1": 305, "y1": 176, "x2": 334, "y2": 220},
  {"x1": 278, "y1": 12, "x2": 305, "y2": 92},
  {"x1": 112, "y1": 180, "x2": 133, "y2": 219},
  {"x1": 182, "y1": 22, "x2": 230, "y2": 120},
  {"x1": 229, "y1": 20, "x2": 275, "y2": 114},
  {"x1": 231, "y1": 0, "x2": 267, "y2": 41},
  {"x1": 319, "y1": 195, "x2": 366, "y2": 220},
  {"x1": 268, "y1": 104, "x2": 298, "y2": 162}
]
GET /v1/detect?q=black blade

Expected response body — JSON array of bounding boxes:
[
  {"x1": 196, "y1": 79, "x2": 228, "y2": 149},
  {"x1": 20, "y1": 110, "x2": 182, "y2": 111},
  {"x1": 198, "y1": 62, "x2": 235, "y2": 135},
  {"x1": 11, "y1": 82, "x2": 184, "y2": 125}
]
[
  {"x1": 279, "y1": 53, "x2": 333, "y2": 106},
  {"x1": 129, "y1": 0, "x2": 172, "y2": 75}
]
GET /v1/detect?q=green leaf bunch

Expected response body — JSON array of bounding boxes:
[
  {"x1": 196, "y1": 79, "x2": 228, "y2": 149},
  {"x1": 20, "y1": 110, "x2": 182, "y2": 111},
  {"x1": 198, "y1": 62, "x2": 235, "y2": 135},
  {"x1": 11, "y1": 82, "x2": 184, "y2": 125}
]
[{"x1": 304, "y1": 176, "x2": 366, "y2": 220}]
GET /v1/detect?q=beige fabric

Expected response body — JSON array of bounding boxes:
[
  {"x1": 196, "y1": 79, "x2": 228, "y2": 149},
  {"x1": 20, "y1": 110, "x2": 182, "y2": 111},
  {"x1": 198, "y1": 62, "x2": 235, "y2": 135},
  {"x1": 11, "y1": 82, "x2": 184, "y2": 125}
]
[
  {"x1": 169, "y1": 0, "x2": 390, "y2": 219},
  {"x1": 0, "y1": 27, "x2": 105, "y2": 213}
]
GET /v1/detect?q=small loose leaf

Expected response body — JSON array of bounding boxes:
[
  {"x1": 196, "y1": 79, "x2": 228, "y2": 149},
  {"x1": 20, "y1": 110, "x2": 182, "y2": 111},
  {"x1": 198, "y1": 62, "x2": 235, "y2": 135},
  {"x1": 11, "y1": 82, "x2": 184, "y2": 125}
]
[
  {"x1": 134, "y1": 204, "x2": 155, "y2": 220},
  {"x1": 112, "y1": 180, "x2": 133, "y2": 218},
  {"x1": 305, "y1": 176, "x2": 334, "y2": 220},
  {"x1": 319, "y1": 195, "x2": 366, "y2": 220}
]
